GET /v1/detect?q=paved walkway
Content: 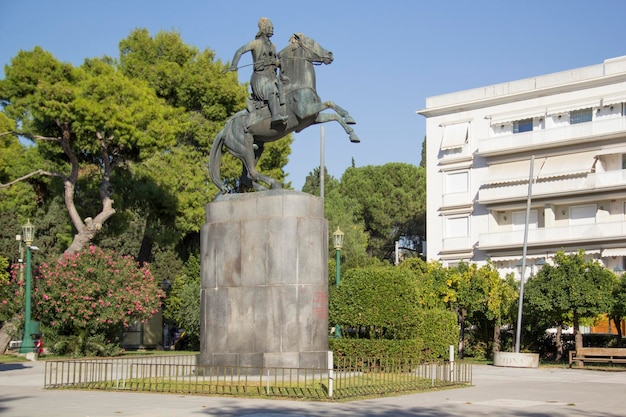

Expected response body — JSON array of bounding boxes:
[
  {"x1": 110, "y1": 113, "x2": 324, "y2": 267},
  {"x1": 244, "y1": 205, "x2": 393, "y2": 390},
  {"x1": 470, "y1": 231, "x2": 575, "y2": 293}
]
[{"x1": 1, "y1": 360, "x2": 626, "y2": 416}]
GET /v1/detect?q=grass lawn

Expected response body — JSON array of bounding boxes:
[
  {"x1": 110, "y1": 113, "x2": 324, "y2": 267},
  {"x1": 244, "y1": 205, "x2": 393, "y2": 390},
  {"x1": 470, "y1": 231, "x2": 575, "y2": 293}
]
[{"x1": 0, "y1": 354, "x2": 29, "y2": 364}]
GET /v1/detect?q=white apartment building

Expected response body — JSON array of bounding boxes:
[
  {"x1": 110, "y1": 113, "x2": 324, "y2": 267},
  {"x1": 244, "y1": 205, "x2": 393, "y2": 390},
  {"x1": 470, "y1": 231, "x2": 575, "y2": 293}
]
[{"x1": 418, "y1": 55, "x2": 626, "y2": 279}]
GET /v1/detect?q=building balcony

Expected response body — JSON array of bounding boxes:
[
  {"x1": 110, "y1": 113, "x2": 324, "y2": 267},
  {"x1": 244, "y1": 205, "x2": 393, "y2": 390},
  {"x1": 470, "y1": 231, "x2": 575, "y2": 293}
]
[
  {"x1": 478, "y1": 116, "x2": 626, "y2": 156},
  {"x1": 442, "y1": 191, "x2": 473, "y2": 208},
  {"x1": 442, "y1": 236, "x2": 472, "y2": 252},
  {"x1": 478, "y1": 169, "x2": 626, "y2": 204},
  {"x1": 477, "y1": 220, "x2": 626, "y2": 250}
]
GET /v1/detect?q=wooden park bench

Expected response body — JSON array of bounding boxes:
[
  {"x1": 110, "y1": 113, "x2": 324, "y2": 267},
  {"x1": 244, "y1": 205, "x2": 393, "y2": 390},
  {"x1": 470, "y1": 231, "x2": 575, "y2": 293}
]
[{"x1": 569, "y1": 347, "x2": 626, "y2": 367}]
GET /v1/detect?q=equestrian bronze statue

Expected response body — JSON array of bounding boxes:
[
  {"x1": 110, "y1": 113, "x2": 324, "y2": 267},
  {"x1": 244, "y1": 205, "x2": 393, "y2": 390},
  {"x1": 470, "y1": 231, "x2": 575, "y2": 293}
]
[{"x1": 209, "y1": 31, "x2": 359, "y2": 196}]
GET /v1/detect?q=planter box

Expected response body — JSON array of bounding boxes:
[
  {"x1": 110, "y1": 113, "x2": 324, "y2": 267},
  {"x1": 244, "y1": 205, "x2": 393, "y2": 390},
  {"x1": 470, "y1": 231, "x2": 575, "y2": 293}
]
[{"x1": 493, "y1": 352, "x2": 539, "y2": 368}]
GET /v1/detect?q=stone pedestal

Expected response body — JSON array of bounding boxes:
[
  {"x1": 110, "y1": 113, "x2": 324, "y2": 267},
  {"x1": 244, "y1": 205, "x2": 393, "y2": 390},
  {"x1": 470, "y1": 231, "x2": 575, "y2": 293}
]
[
  {"x1": 198, "y1": 190, "x2": 329, "y2": 369},
  {"x1": 493, "y1": 352, "x2": 539, "y2": 368}
]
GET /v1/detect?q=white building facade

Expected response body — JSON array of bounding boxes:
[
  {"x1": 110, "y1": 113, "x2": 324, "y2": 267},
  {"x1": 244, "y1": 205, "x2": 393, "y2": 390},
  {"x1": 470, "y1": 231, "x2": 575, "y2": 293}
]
[{"x1": 418, "y1": 55, "x2": 626, "y2": 279}]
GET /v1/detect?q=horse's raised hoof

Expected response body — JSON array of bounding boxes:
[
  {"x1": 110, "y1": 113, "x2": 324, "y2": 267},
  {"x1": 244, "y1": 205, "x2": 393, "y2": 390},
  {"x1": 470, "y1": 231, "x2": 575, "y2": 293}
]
[
  {"x1": 344, "y1": 116, "x2": 356, "y2": 125},
  {"x1": 349, "y1": 133, "x2": 360, "y2": 143}
]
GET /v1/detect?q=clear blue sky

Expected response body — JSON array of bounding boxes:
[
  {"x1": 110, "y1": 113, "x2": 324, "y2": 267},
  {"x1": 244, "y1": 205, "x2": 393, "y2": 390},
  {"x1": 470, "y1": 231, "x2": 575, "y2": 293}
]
[{"x1": 2, "y1": 1, "x2": 625, "y2": 190}]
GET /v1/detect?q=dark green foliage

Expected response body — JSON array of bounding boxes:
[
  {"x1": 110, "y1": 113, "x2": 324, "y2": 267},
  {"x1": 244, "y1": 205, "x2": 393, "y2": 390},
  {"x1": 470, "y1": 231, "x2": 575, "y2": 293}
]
[
  {"x1": 419, "y1": 137, "x2": 426, "y2": 168},
  {"x1": 0, "y1": 256, "x2": 17, "y2": 324},
  {"x1": 331, "y1": 266, "x2": 421, "y2": 339},
  {"x1": 162, "y1": 254, "x2": 201, "y2": 350},
  {"x1": 330, "y1": 264, "x2": 457, "y2": 360},
  {"x1": 524, "y1": 263, "x2": 570, "y2": 330},
  {"x1": 330, "y1": 339, "x2": 426, "y2": 363},
  {"x1": 339, "y1": 163, "x2": 426, "y2": 260},
  {"x1": 50, "y1": 331, "x2": 122, "y2": 358},
  {"x1": 330, "y1": 308, "x2": 456, "y2": 361},
  {"x1": 413, "y1": 308, "x2": 458, "y2": 359},
  {"x1": 524, "y1": 250, "x2": 619, "y2": 353}
]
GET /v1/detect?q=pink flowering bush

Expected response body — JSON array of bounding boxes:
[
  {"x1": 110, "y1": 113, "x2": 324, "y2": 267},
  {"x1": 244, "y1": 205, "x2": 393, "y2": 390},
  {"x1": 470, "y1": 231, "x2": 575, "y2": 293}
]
[{"x1": 34, "y1": 245, "x2": 165, "y2": 350}]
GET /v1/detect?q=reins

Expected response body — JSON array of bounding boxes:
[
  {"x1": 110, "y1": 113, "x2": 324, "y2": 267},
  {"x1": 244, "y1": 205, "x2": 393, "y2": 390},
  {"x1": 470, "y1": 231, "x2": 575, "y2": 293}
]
[{"x1": 225, "y1": 39, "x2": 325, "y2": 73}]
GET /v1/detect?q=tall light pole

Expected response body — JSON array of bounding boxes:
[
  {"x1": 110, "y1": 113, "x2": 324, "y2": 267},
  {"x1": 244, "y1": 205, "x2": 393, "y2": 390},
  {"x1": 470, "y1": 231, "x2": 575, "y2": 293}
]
[
  {"x1": 514, "y1": 155, "x2": 535, "y2": 354},
  {"x1": 333, "y1": 227, "x2": 344, "y2": 338},
  {"x1": 20, "y1": 220, "x2": 36, "y2": 354}
]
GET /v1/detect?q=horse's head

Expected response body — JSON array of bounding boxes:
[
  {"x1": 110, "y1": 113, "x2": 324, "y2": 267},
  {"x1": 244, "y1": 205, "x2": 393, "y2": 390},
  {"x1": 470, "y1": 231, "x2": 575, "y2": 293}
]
[{"x1": 286, "y1": 33, "x2": 333, "y2": 65}]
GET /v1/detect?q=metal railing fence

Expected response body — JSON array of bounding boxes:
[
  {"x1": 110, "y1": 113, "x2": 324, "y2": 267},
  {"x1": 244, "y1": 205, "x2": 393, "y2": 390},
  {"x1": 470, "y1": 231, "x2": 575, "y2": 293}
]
[{"x1": 44, "y1": 355, "x2": 472, "y2": 399}]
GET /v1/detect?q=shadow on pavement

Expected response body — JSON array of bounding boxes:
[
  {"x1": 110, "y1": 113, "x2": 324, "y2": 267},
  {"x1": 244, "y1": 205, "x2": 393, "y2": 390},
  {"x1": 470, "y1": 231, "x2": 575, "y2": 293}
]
[{"x1": 0, "y1": 363, "x2": 31, "y2": 372}]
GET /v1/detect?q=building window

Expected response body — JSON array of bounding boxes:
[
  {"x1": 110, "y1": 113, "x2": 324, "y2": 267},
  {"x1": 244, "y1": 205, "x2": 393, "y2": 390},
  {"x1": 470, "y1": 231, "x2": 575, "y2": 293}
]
[
  {"x1": 446, "y1": 216, "x2": 469, "y2": 238},
  {"x1": 622, "y1": 154, "x2": 626, "y2": 170},
  {"x1": 445, "y1": 171, "x2": 468, "y2": 194},
  {"x1": 513, "y1": 118, "x2": 533, "y2": 133},
  {"x1": 441, "y1": 122, "x2": 469, "y2": 150},
  {"x1": 512, "y1": 210, "x2": 538, "y2": 231},
  {"x1": 570, "y1": 204, "x2": 596, "y2": 225},
  {"x1": 570, "y1": 108, "x2": 592, "y2": 124}
]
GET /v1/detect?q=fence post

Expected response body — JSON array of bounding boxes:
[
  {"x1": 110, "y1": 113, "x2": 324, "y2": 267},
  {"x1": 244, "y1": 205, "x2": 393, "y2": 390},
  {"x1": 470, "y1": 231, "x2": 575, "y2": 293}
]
[
  {"x1": 431, "y1": 363, "x2": 436, "y2": 386},
  {"x1": 449, "y1": 345, "x2": 455, "y2": 382},
  {"x1": 327, "y1": 350, "x2": 334, "y2": 398}
]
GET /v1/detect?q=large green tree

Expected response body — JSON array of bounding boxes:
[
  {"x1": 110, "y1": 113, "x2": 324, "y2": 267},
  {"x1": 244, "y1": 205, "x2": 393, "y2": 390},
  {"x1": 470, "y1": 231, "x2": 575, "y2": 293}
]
[
  {"x1": 527, "y1": 251, "x2": 617, "y2": 352},
  {"x1": 0, "y1": 48, "x2": 185, "y2": 255},
  {"x1": 339, "y1": 163, "x2": 426, "y2": 260},
  {"x1": 524, "y1": 262, "x2": 571, "y2": 360}
]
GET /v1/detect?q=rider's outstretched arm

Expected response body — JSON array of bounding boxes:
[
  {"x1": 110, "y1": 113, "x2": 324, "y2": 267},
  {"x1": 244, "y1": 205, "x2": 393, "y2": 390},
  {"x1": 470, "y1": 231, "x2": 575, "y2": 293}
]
[{"x1": 229, "y1": 41, "x2": 255, "y2": 72}]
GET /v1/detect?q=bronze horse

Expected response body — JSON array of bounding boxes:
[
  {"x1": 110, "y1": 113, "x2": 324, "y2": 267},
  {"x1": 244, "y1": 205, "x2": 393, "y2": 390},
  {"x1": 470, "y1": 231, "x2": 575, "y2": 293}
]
[{"x1": 209, "y1": 33, "x2": 359, "y2": 196}]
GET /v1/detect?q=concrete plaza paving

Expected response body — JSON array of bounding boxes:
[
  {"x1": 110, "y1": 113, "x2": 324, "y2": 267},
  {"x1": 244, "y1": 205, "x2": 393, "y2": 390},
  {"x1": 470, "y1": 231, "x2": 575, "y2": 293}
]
[{"x1": 1, "y1": 359, "x2": 626, "y2": 417}]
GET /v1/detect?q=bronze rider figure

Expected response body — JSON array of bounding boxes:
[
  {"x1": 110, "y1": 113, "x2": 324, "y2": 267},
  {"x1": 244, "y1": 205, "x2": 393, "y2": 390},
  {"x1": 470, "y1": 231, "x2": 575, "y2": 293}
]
[{"x1": 229, "y1": 17, "x2": 288, "y2": 125}]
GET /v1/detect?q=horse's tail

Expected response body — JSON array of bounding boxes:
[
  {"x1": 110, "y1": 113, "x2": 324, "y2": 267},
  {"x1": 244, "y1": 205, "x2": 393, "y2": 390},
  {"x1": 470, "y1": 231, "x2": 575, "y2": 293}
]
[{"x1": 209, "y1": 127, "x2": 227, "y2": 195}]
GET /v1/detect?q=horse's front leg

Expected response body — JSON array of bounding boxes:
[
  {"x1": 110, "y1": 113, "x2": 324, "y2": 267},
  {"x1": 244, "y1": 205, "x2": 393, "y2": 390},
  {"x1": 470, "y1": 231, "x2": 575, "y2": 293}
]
[
  {"x1": 314, "y1": 112, "x2": 360, "y2": 143},
  {"x1": 322, "y1": 101, "x2": 356, "y2": 125},
  {"x1": 297, "y1": 99, "x2": 359, "y2": 142},
  {"x1": 303, "y1": 100, "x2": 357, "y2": 126}
]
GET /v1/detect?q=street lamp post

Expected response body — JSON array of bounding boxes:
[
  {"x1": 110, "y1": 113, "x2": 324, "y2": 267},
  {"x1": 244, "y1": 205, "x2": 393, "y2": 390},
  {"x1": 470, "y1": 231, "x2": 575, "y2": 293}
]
[
  {"x1": 19, "y1": 220, "x2": 37, "y2": 354},
  {"x1": 333, "y1": 228, "x2": 344, "y2": 286},
  {"x1": 332, "y1": 227, "x2": 344, "y2": 338}
]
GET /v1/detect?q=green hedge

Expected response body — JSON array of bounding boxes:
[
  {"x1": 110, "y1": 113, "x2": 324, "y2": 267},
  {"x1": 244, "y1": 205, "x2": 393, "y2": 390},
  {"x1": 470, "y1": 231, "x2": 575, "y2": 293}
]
[
  {"x1": 329, "y1": 265, "x2": 458, "y2": 361},
  {"x1": 330, "y1": 338, "x2": 426, "y2": 362},
  {"x1": 413, "y1": 308, "x2": 458, "y2": 360}
]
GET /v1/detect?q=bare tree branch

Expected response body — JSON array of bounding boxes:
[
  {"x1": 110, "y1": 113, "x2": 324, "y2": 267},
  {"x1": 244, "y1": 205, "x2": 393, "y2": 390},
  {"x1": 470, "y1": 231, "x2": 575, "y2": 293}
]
[
  {"x1": 0, "y1": 130, "x2": 61, "y2": 142},
  {"x1": 0, "y1": 169, "x2": 65, "y2": 188}
]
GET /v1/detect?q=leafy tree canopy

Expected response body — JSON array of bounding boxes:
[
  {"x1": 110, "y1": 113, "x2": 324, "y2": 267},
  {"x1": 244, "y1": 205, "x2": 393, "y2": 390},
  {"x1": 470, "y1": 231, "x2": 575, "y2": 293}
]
[
  {"x1": 526, "y1": 250, "x2": 618, "y2": 350},
  {"x1": 339, "y1": 163, "x2": 426, "y2": 259},
  {"x1": 0, "y1": 47, "x2": 187, "y2": 255}
]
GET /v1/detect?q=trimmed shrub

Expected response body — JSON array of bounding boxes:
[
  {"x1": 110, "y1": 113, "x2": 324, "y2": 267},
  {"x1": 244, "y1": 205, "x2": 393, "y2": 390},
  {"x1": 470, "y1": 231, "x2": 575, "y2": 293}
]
[{"x1": 329, "y1": 265, "x2": 457, "y2": 361}]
